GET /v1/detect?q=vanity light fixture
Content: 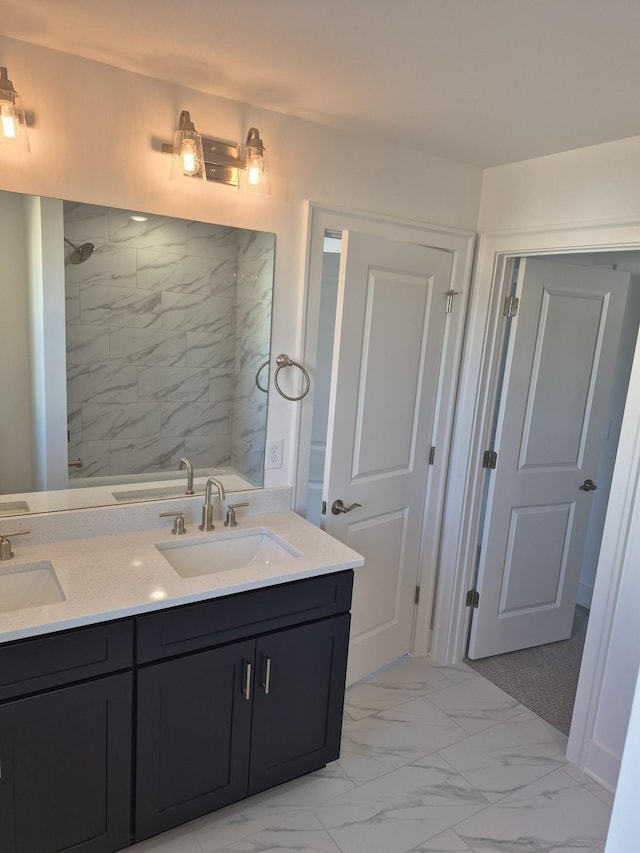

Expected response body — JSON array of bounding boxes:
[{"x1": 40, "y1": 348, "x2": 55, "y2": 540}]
[
  {"x1": 162, "y1": 112, "x2": 270, "y2": 194},
  {"x1": 0, "y1": 66, "x2": 29, "y2": 152}
]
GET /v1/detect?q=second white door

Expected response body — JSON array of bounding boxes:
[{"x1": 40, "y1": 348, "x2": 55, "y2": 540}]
[{"x1": 468, "y1": 257, "x2": 630, "y2": 659}]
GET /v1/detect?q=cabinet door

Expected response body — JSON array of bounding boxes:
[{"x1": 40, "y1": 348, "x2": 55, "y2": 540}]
[
  {"x1": 0, "y1": 673, "x2": 132, "y2": 853},
  {"x1": 249, "y1": 613, "x2": 350, "y2": 795},
  {"x1": 135, "y1": 639, "x2": 254, "y2": 841}
]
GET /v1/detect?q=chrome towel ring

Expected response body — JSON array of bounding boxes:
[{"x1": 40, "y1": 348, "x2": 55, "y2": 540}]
[
  {"x1": 274, "y1": 353, "x2": 311, "y2": 401},
  {"x1": 254, "y1": 353, "x2": 311, "y2": 401}
]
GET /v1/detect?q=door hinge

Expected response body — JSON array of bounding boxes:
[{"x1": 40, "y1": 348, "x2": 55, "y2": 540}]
[
  {"x1": 445, "y1": 290, "x2": 460, "y2": 313},
  {"x1": 415, "y1": 585, "x2": 421, "y2": 605},
  {"x1": 429, "y1": 446, "x2": 436, "y2": 465},
  {"x1": 503, "y1": 295, "x2": 519, "y2": 317},
  {"x1": 321, "y1": 500, "x2": 326, "y2": 516},
  {"x1": 466, "y1": 589, "x2": 480, "y2": 608},
  {"x1": 482, "y1": 449, "x2": 498, "y2": 469}
]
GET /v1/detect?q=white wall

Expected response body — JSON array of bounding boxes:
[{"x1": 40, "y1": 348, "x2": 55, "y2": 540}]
[
  {"x1": 0, "y1": 35, "x2": 482, "y2": 494},
  {"x1": 479, "y1": 135, "x2": 640, "y2": 231}
]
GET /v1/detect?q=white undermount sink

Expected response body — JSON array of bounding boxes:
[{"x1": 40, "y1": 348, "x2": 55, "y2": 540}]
[
  {"x1": 155, "y1": 529, "x2": 302, "y2": 579},
  {"x1": 0, "y1": 561, "x2": 66, "y2": 613}
]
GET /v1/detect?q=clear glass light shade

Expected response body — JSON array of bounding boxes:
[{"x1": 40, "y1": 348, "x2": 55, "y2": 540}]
[
  {"x1": 239, "y1": 128, "x2": 270, "y2": 195},
  {"x1": 170, "y1": 111, "x2": 205, "y2": 181},
  {"x1": 0, "y1": 68, "x2": 29, "y2": 152}
]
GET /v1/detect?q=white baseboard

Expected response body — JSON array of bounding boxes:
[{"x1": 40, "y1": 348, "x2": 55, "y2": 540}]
[{"x1": 585, "y1": 738, "x2": 620, "y2": 793}]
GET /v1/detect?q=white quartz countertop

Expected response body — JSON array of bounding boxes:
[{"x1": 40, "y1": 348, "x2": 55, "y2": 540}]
[{"x1": 0, "y1": 512, "x2": 364, "y2": 644}]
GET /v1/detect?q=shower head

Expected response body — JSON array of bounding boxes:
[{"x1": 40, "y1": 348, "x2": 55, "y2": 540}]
[{"x1": 64, "y1": 237, "x2": 95, "y2": 264}]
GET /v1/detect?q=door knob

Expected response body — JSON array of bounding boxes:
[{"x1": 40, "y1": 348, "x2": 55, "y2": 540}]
[
  {"x1": 331, "y1": 499, "x2": 362, "y2": 515},
  {"x1": 579, "y1": 479, "x2": 598, "y2": 492}
]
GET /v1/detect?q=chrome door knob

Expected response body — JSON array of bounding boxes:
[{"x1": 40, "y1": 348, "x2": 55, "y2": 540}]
[
  {"x1": 331, "y1": 499, "x2": 362, "y2": 515},
  {"x1": 579, "y1": 479, "x2": 598, "y2": 492}
]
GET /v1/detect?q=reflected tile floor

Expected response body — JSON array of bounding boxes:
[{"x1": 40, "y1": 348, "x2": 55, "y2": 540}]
[{"x1": 129, "y1": 657, "x2": 613, "y2": 853}]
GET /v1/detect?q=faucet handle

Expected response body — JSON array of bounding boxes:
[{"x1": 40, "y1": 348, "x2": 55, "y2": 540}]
[
  {"x1": 224, "y1": 502, "x2": 250, "y2": 528},
  {"x1": 0, "y1": 529, "x2": 30, "y2": 561},
  {"x1": 159, "y1": 511, "x2": 186, "y2": 535}
]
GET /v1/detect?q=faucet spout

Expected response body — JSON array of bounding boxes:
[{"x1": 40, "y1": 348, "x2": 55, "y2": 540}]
[
  {"x1": 199, "y1": 476, "x2": 226, "y2": 531},
  {"x1": 205, "y1": 476, "x2": 225, "y2": 503},
  {"x1": 179, "y1": 457, "x2": 194, "y2": 495}
]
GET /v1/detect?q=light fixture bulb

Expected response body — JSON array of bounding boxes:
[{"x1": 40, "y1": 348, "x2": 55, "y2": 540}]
[
  {"x1": 239, "y1": 128, "x2": 270, "y2": 195},
  {"x1": 170, "y1": 110, "x2": 205, "y2": 181},
  {"x1": 1, "y1": 104, "x2": 18, "y2": 139},
  {"x1": 0, "y1": 67, "x2": 29, "y2": 152},
  {"x1": 247, "y1": 156, "x2": 263, "y2": 186},
  {"x1": 181, "y1": 138, "x2": 199, "y2": 175}
]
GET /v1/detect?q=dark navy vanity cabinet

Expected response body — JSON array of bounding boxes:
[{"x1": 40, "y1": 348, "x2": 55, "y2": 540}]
[{"x1": 0, "y1": 570, "x2": 353, "y2": 852}]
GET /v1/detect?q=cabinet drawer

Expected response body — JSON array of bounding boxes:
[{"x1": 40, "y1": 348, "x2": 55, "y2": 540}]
[
  {"x1": 137, "y1": 570, "x2": 353, "y2": 663},
  {"x1": 0, "y1": 620, "x2": 133, "y2": 701}
]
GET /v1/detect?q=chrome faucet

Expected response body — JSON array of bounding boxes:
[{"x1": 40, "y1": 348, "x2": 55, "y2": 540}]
[
  {"x1": 179, "y1": 457, "x2": 194, "y2": 495},
  {"x1": 199, "y1": 476, "x2": 225, "y2": 532}
]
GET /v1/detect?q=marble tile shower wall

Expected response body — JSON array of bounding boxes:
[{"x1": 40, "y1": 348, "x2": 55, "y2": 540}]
[{"x1": 63, "y1": 203, "x2": 271, "y2": 484}]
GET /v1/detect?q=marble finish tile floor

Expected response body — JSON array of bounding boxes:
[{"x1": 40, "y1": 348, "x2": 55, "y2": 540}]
[{"x1": 129, "y1": 657, "x2": 613, "y2": 853}]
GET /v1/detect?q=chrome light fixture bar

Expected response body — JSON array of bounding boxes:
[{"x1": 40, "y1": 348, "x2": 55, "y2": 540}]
[
  {"x1": 162, "y1": 112, "x2": 270, "y2": 194},
  {"x1": 201, "y1": 135, "x2": 243, "y2": 186}
]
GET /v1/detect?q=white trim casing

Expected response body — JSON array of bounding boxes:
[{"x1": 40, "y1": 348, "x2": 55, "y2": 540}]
[
  {"x1": 295, "y1": 201, "x2": 475, "y2": 660},
  {"x1": 432, "y1": 217, "x2": 640, "y2": 789}
]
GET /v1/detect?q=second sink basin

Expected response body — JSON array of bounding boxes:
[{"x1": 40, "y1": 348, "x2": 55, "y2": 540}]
[
  {"x1": 0, "y1": 561, "x2": 66, "y2": 613},
  {"x1": 156, "y1": 529, "x2": 302, "y2": 578}
]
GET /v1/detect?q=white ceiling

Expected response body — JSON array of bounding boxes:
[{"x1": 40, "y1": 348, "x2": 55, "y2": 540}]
[{"x1": 4, "y1": 0, "x2": 640, "y2": 167}]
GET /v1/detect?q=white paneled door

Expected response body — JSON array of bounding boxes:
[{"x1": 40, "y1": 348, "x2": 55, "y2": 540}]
[
  {"x1": 468, "y1": 258, "x2": 630, "y2": 659},
  {"x1": 322, "y1": 231, "x2": 453, "y2": 684}
]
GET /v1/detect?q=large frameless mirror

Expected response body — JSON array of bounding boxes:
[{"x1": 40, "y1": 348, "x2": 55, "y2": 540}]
[{"x1": 0, "y1": 192, "x2": 274, "y2": 515}]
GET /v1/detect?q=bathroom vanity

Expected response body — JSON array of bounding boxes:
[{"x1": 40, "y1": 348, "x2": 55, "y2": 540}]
[{"x1": 0, "y1": 509, "x2": 362, "y2": 853}]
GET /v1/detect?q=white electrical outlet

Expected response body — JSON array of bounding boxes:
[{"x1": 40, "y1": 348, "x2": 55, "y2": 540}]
[{"x1": 265, "y1": 438, "x2": 284, "y2": 469}]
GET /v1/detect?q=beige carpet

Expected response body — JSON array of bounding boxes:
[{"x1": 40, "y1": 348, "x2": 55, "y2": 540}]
[{"x1": 465, "y1": 606, "x2": 589, "y2": 735}]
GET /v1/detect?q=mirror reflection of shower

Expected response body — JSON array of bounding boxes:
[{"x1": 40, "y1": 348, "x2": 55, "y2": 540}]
[{"x1": 64, "y1": 236, "x2": 95, "y2": 264}]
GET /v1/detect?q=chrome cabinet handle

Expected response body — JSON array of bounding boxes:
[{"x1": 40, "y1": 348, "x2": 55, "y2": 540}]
[
  {"x1": 262, "y1": 656, "x2": 272, "y2": 695},
  {"x1": 579, "y1": 479, "x2": 598, "y2": 492},
  {"x1": 243, "y1": 661, "x2": 252, "y2": 701},
  {"x1": 331, "y1": 499, "x2": 362, "y2": 515}
]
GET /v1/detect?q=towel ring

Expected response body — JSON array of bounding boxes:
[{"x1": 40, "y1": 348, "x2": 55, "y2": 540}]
[
  {"x1": 254, "y1": 354, "x2": 311, "y2": 401},
  {"x1": 274, "y1": 354, "x2": 311, "y2": 401},
  {"x1": 255, "y1": 360, "x2": 269, "y2": 393}
]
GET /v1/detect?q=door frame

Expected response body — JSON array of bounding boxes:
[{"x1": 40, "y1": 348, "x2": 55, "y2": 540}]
[
  {"x1": 431, "y1": 217, "x2": 640, "y2": 783},
  {"x1": 294, "y1": 201, "x2": 475, "y2": 659}
]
